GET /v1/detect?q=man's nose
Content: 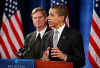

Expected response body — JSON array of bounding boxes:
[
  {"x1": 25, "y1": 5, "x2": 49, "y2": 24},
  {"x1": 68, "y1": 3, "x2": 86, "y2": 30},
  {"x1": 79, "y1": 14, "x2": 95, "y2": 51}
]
[{"x1": 36, "y1": 17, "x2": 40, "y2": 21}]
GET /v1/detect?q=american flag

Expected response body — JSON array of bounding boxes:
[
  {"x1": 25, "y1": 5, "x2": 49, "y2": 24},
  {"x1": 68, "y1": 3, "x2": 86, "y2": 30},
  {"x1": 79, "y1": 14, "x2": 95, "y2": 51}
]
[
  {"x1": 0, "y1": 0, "x2": 24, "y2": 59},
  {"x1": 51, "y1": 0, "x2": 69, "y2": 27},
  {"x1": 88, "y1": 0, "x2": 100, "y2": 68}
]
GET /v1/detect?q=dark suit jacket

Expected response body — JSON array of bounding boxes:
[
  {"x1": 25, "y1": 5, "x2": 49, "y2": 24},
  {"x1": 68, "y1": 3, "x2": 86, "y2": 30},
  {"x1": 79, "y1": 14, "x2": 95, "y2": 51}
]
[
  {"x1": 41, "y1": 26, "x2": 85, "y2": 68},
  {"x1": 17, "y1": 27, "x2": 50, "y2": 59}
]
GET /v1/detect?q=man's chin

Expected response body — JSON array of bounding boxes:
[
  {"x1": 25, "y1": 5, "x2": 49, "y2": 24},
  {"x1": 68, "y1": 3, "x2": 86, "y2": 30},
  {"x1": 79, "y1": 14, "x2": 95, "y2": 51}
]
[
  {"x1": 36, "y1": 26, "x2": 41, "y2": 29},
  {"x1": 37, "y1": 25, "x2": 42, "y2": 27}
]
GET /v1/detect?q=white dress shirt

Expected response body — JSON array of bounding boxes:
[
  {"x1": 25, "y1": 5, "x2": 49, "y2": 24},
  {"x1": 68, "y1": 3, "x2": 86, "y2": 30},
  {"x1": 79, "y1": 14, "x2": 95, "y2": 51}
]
[
  {"x1": 54, "y1": 24, "x2": 65, "y2": 43},
  {"x1": 36, "y1": 26, "x2": 47, "y2": 39},
  {"x1": 53, "y1": 24, "x2": 67, "y2": 61}
]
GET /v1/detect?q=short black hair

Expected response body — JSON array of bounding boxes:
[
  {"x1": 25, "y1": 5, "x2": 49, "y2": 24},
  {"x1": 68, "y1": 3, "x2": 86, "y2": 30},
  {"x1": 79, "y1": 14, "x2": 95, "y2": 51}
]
[{"x1": 51, "y1": 5, "x2": 69, "y2": 18}]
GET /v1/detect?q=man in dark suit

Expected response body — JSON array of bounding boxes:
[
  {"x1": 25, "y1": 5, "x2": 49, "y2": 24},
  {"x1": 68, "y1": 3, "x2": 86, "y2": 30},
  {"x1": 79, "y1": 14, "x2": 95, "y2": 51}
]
[
  {"x1": 41, "y1": 5, "x2": 85, "y2": 68},
  {"x1": 17, "y1": 7, "x2": 50, "y2": 59}
]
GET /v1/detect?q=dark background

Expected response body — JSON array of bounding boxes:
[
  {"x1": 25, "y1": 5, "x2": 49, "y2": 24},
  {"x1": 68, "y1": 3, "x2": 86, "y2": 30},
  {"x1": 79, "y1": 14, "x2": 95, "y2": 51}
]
[
  {"x1": 0, "y1": 0, "x2": 94, "y2": 68},
  {"x1": 0, "y1": 0, "x2": 80, "y2": 36}
]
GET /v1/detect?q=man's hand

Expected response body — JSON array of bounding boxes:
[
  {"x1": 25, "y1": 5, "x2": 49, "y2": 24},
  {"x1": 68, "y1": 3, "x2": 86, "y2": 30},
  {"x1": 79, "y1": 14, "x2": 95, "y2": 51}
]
[
  {"x1": 51, "y1": 47, "x2": 67, "y2": 61},
  {"x1": 42, "y1": 47, "x2": 50, "y2": 61}
]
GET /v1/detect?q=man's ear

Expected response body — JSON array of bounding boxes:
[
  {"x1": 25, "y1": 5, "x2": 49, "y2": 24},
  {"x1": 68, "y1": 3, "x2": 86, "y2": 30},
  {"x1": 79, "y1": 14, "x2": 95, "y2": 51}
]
[{"x1": 59, "y1": 16, "x2": 65, "y2": 21}]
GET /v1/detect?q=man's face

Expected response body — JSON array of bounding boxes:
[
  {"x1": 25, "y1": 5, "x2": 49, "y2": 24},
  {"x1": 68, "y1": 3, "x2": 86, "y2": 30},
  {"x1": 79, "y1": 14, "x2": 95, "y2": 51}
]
[
  {"x1": 32, "y1": 11, "x2": 47, "y2": 30},
  {"x1": 48, "y1": 8, "x2": 62, "y2": 28}
]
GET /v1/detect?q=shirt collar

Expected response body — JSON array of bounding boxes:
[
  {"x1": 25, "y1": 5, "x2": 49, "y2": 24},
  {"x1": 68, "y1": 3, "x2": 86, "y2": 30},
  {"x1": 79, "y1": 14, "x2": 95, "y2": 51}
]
[
  {"x1": 54, "y1": 24, "x2": 65, "y2": 35},
  {"x1": 36, "y1": 26, "x2": 47, "y2": 39}
]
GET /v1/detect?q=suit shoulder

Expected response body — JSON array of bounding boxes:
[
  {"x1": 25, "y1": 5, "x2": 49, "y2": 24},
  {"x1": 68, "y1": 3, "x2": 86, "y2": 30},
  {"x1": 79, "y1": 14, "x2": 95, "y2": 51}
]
[
  {"x1": 66, "y1": 28, "x2": 82, "y2": 38},
  {"x1": 44, "y1": 30, "x2": 53, "y2": 36},
  {"x1": 25, "y1": 32, "x2": 36, "y2": 39},
  {"x1": 43, "y1": 30, "x2": 53, "y2": 40},
  {"x1": 69, "y1": 28, "x2": 81, "y2": 34}
]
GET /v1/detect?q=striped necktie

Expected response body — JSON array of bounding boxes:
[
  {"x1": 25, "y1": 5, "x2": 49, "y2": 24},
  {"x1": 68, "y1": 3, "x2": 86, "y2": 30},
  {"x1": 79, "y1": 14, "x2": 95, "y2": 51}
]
[{"x1": 53, "y1": 30, "x2": 59, "y2": 48}]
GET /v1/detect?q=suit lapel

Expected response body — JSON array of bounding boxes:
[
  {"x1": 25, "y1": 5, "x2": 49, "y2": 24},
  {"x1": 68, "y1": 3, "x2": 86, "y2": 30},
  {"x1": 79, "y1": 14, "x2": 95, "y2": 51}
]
[
  {"x1": 57, "y1": 26, "x2": 69, "y2": 48},
  {"x1": 33, "y1": 32, "x2": 37, "y2": 40},
  {"x1": 50, "y1": 30, "x2": 54, "y2": 47},
  {"x1": 42, "y1": 27, "x2": 50, "y2": 39},
  {"x1": 30, "y1": 32, "x2": 37, "y2": 46}
]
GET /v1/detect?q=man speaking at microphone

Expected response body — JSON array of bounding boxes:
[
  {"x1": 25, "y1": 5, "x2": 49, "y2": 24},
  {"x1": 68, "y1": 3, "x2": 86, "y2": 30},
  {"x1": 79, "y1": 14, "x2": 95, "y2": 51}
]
[{"x1": 41, "y1": 5, "x2": 85, "y2": 68}]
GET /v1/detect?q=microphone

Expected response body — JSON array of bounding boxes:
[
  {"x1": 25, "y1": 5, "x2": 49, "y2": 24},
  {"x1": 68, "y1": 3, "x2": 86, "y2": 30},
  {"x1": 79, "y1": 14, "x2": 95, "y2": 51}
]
[
  {"x1": 17, "y1": 48, "x2": 25, "y2": 57},
  {"x1": 17, "y1": 46, "x2": 30, "y2": 58}
]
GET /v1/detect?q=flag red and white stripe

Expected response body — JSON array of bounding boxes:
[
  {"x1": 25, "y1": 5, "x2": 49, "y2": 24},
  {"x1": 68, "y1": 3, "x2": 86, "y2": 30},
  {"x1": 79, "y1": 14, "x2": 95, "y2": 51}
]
[
  {"x1": 88, "y1": 10, "x2": 100, "y2": 68},
  {"x1": 0, "y1": 0, "x2": 24, "y2": 59}
]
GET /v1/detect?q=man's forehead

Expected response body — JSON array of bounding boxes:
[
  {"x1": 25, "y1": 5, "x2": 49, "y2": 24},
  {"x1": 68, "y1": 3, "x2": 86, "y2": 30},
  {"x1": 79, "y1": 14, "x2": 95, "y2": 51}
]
[{"x1": 33, "y1": 11, "x2": 43, "y2": 17}]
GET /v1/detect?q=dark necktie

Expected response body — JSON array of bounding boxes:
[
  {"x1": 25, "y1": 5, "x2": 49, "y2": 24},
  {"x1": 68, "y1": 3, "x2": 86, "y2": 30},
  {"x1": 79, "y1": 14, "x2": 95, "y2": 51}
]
[
  {"x1": 36, "y1": 33, "x2": 41, "y2": 41},
  {"x1": 34, "y1": 33, "x2": 41, "y2": 58}
]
